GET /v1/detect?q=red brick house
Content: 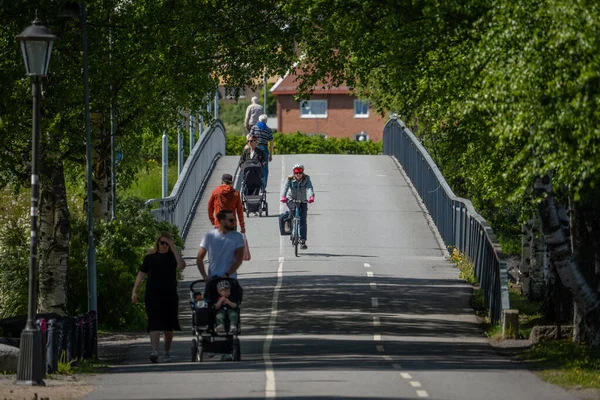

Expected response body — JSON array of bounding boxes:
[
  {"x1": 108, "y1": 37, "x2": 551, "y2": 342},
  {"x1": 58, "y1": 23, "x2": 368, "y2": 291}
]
[{"x1": 270, "y1": 68, "x2": 387, "y2": 141}]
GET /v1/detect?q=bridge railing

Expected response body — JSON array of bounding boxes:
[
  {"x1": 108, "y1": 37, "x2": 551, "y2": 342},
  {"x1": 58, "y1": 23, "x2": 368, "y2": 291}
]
[
  {"x1": 383, "y1": 118, "x2": 509, "y2": 323},
  {"x1": 146, "y1": 120, "x2": 226, "y2": 240}
]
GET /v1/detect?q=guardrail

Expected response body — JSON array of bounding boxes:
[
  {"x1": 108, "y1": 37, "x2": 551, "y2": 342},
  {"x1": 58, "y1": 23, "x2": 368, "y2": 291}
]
[
  {"x1": 146, "y1": 120, "x2": 226, "y2": 240},
  {"x1": 383, "y1": 118, "x2": 509, "y2": 323}
]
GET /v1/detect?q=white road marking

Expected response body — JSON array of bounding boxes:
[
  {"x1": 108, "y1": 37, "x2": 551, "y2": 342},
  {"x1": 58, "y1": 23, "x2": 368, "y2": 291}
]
[
  {"x1": 373, "y1": 316, "x2": 381, "y2": 326},
  {"x1": 364, "y1": 263, "x2": 370, "y2": 268},
  {"x1": 376, "y1": 345, "x2": 384, "y2": 352},
  {"x1": 400, "y1": 373, "x2": 412, "y2": 379},
  {"x1": 374, "y1": 334, "x2": 381, "y2": 341},
  {"x1": 382, "y1": 355, "x2": 392, "y2": 361},
  {"x1": 392, "y1": 363, "x2": 403, "y2": 369},
  {"x1": 416, "y1": 390, "x2": 429, "y2": 398},
  {"x1": 410, "y1": 381, "x2": 422, "y2": 388},
  {"x1": 371, "y1": 297, "x2": 379, "y2": 307},
  {"x1": 377, "y1": 174, "x2": 387, "y2": 177},
  {"x1": 263, "y1": 157, "x2": 286, "y2": 399},
  {"x1": 366, "y1": 271, "x2": 373, "y2": 277},
  {"x1": 370, "y1": 282, "x2": 377, "y2": 289}
]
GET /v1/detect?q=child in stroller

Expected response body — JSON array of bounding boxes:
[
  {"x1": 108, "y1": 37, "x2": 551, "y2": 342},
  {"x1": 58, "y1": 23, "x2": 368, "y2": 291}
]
[
  {"x1": 214, "y1": 280, "x2": 239, "y2": 334},
  {"x1": 190, "y1": 277, "x2": 243, "y2": 362},
  {"x1": 240, "y1": 160, "x2": 268, "y2": 216}
]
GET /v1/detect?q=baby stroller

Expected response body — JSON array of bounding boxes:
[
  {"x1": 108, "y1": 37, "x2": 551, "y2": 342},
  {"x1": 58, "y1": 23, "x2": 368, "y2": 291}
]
[
  {"x1": 241, "y1": 160, "x2": 268, "y2": 217},
  {"x1": 189, "y1": 278, "x2": 243, "y2": 362}
]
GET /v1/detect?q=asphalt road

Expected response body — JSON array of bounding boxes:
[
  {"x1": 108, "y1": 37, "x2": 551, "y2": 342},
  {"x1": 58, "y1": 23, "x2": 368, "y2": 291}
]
[{"x1": 86, "y1": 155, "x2": 577, "y2": 400}]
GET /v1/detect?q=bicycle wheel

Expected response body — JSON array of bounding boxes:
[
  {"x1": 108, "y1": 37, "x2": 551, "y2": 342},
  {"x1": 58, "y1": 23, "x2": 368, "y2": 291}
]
[{"x1": 294, "y1": 218, "x2": 299, "y2": 257}]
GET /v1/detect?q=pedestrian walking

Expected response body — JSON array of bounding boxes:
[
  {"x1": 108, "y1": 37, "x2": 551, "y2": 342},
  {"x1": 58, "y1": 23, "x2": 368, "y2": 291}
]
[
  {"x1": 208, "y1": 173, "x2": 246, "y2": 233},
  {"x1": 132, "y1": 232, "x2": 186, "y2": 363},
  {"x1": 244, "y1": 96, "x2": 264, "y2": 133},
  {"x1": 249, "y1": 114, "x2": 273, "y2": 189},
  {"x1": 196, "y1": 210, "x2": 245, "y2": 280}
]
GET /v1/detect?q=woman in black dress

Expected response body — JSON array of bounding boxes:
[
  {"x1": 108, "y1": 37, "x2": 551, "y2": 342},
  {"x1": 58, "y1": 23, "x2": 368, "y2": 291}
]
[{"x1": 132, "y1": 233, "x2": 186, "y2": 363}]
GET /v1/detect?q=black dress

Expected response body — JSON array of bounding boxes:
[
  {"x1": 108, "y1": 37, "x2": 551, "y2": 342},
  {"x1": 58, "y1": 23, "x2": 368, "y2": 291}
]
[{"x1": 140, "y1": 251, "x2": 181, "y2": 332}]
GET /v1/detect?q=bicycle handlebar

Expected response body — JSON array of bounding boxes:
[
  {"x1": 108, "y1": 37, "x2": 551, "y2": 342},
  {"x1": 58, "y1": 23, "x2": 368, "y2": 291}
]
[{"x1": 287, "y1": 199, "x2": 307, "y2": 204}]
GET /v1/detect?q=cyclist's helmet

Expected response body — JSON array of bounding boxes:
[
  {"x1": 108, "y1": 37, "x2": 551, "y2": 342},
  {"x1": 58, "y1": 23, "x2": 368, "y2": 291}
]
[
  {"x1": 217, "y1": 280, "x2": 231, "y2": 291},
  {"x1": 293, "y1": 163, "x2": 304, "y2": 174}
]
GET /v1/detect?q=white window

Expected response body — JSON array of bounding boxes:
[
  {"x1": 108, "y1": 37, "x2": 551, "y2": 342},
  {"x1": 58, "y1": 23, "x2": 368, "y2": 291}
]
[
  {"x1": 300, "y1": 100, "x2": 327, "y2": 118},
  {"x1": 354, "y1": 100, "x2": 369, "y2": 118}
]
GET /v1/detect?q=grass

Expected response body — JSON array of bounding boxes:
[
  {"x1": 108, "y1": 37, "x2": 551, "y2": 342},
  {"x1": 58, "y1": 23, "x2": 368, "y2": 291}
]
[
  {"x1": 450, "y1": 248, "x2": 477, "y2": 285},
  {"x1": 53, "y1": 353, "x2": 107, "y2": 375},
  {"x1": 450, "y1": 248, "x2": 600, "y2": 391},
  {"x1": 520, "y1": 341, "x2": 600, "y2": 389},
  {"x1": 121, "y1": 164, "x2": 180, "y2": 201},
  {"x1": 484, "y1": 285, "x2": 546, "y2": 340}
]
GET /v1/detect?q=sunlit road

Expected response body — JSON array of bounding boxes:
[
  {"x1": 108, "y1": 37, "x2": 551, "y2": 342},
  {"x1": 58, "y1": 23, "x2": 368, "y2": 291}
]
[{"x1": 87, "y1": 155, "x2": 576, "y2": 400}]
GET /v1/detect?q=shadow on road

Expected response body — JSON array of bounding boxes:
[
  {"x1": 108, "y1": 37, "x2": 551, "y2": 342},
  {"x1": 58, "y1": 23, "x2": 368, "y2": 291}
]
[{"x1": 99, "y1": 274, "x2": 519, "y2": 374}]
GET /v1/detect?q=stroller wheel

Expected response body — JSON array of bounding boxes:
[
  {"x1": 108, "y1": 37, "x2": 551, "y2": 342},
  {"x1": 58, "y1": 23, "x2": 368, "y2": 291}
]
[
  {"x1": 232, "y1": 338, "x2": 241, "y2": 361},
  {"x1": 191, "y1": 339, "x2": 198, "y2": 362},
  {"x1": 199, "y1": 344, "x2": 204, "y2": 362},
  {"x1": 264, "y1": 203, "x2": 269, "y2": 217}
]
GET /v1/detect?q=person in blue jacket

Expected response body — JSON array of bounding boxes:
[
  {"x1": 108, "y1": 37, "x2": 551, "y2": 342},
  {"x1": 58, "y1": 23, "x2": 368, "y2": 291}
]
[{"x1": 280, "y1": 163, "x2": 314, "y2": 249}]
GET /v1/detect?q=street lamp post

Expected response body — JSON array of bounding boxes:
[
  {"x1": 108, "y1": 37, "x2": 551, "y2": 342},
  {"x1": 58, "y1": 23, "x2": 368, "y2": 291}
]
[{"x1": 15, "y1": 14, "x2": 57, "y2": 386}]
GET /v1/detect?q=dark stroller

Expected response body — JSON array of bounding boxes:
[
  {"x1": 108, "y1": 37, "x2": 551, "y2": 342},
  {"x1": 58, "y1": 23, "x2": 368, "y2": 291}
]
[
  {"x1": 241, "y1": 160, "x2": 268, "y2": 217},
  {"x1": 190, "y1": 278, "x2": 243, "y2": 362}
]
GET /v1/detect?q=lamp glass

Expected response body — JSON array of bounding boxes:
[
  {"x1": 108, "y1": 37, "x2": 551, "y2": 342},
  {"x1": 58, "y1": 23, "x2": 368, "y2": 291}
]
[{"x1": 21, "y1": 40, "x2": 53, "y2": 76}]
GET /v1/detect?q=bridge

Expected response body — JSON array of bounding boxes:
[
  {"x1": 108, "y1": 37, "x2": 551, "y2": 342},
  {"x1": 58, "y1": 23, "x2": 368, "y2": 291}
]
[{"x1": 86, "y1": 120, "x2": 575, "y2": 400}]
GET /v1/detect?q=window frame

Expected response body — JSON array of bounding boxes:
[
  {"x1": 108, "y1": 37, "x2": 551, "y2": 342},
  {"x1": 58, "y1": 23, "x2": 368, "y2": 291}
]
[
  {"x1": 354, "y1": 99, "x2": 369, "y2": 118},
  {"x1": 300, "y1": 100, "x2": 328, "y2": 118}
]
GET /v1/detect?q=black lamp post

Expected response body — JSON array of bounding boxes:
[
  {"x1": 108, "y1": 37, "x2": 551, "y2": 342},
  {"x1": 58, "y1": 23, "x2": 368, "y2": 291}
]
[{"x1": 15, "y1": 13, "x2": 57, "y2": 386}]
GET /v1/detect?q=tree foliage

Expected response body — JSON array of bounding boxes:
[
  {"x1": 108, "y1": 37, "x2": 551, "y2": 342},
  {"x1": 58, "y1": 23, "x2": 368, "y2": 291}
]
[{"x1": 286, "y1": 0, "x2": 600, "y2": 344}]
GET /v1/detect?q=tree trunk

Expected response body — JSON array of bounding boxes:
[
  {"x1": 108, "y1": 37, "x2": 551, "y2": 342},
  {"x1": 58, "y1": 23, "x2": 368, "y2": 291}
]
[
  {"x1": 534, "y1": 175, "x2": 600, "y2": 346},
  {"x1": 91, "y1": 112, "x2": 112, "y2": 221},
  {"x1": 38, "y1": 156, "x2": 70, "y2": 315},
  {"x1": 530, "y1": 215, "x2": 548, "y2": 300},
  {"x1": 520, "y1": 219, "x2": 533, "y2": 295},
  {"x1": 570, "y1": 194, "x2": 600, "y2": 342}
]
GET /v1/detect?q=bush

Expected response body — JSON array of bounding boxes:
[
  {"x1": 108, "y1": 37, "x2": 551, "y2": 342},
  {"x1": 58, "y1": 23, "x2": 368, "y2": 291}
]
[
  {"x1": 0, "y1": 212, "x2": 30, "y2": 318},
  {"x1": 67, "y1": 197, "x2": 183, "y2": 330},
  {"x1": 225, "y1": 132, "x2": 382, "y2": 156}
]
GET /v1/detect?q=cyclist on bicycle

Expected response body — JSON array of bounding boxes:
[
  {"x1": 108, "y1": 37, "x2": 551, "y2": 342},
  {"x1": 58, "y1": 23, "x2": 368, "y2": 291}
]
[{"x1": 280, "y1": 163, "x2": 314, "y2": 249}]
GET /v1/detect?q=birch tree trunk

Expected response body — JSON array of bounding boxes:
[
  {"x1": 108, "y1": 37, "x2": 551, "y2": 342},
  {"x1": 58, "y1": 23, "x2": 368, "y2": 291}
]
[
  {"x1": 521, "y1": 219, "x2": 532, "y2": 295},
  {"x1": 534, "y1": 175, "x2": 600, "y2": 346},
  {"x1": 38, "y1": 156, "x2": 70, "y2": 315}
]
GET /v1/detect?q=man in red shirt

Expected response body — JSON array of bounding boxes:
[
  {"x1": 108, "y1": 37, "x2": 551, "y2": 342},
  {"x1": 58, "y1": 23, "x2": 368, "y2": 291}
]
[{"x1": 208, "y1": 174, "x2": 246, "y2": 233}]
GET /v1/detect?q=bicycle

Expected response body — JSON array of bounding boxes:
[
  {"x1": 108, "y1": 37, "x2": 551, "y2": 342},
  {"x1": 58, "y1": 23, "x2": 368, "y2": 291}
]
[{"x1": 288, "y1": 199, "x2": 307, "y2": 257}]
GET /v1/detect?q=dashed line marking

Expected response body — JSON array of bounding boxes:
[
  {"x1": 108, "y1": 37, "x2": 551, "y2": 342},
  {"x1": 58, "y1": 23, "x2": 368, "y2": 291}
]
[
  {"x1": 410, "y1": 381, "x2": 422, "y2": 388},
  {"x1": 416, "y1": 390, "x2": 429, "y2": 398},
  {"x1": 370, "y1": 282, "x2": 377, "y2": 289},
  {"x1": 382, "y1": 355, "x2": 392, "y2": 361},
  {"x1": 371, "y1": 298, "x2": 378, "y2": 307},
  {"x1": 374, "y1": 334, "x2": 381, "y2": 341},
  {"x1": 366, "y1": 271, "x2": 373, "y2": 277},
  {"x1": 400, "y1": 373, "x2": 412, "y2": 379},
  {"x1": 364, "y1": 263, "x2": 370, "y2": 268},
  {"x1": 373, "y1": 316, "x2": 381, "y2": 326},
  {"x1": 376, "y1": 345, "x2": 384, "y2": 352}
]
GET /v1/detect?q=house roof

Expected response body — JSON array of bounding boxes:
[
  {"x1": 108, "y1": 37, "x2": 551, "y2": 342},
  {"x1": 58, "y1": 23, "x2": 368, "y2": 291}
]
[{"x1": 271, "y1": 66, "x2": 352, "y2": 95}]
